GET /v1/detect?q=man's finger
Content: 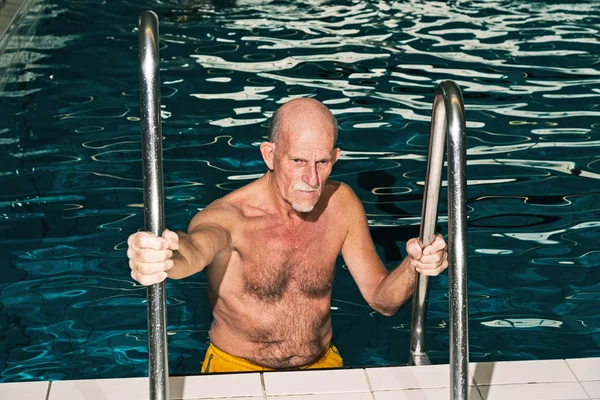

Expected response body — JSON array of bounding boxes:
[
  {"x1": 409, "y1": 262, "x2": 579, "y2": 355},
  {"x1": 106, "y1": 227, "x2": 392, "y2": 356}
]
[
  {"x1": 415, "y1": 259, "x2": 449, "y2": 276},
  {"x1": 412, "y1": 251, "x2": 448, "y2": 271},
  {"x1": 127, "y1": 247, "x2": 136, "y2": 262},
  {"x1": 416, "y1": 265, "x2": 447, "y2": 277},
  {"x1": 137, "y1": 248, "x2": 173, "y2": 263},
  {"x1": 423, "y1": 234, "x2": 447, "y2": 256},
  {"x1": 130, "y1": 232, "x2": 168, "y2": 250},
  {"x1": 418, "y1": 250, "x2": 447, "y2": 265},
  {"x1": 133, "y1": 271, "x2": 168, "y2": 286},
  {"x1": 139, "y1": 233, "x2": 169, "y2": 250},
  {"x1": 136, "y1": 261, "x2": 172, "y2": 276},
  {"x1": 163, "y1": 229, "x2": 180, "y2": 250}
]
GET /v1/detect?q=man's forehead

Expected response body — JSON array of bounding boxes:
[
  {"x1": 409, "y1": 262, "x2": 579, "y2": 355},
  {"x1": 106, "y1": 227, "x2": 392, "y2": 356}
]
[
  {"x1": 282, "y1": 127, "x2": 333, "y2": 144},
  {"x1": 280, "y1": 119, "x2": 335, "y2": 142},
  {"x1": 283, "y1": 143, "x2": 336, "y2": 156}
]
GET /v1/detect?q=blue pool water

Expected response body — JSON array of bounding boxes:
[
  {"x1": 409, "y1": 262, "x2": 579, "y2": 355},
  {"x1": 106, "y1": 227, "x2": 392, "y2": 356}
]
[{"x1": 1, "y1": 0, "x2": 599, "y2": 383}]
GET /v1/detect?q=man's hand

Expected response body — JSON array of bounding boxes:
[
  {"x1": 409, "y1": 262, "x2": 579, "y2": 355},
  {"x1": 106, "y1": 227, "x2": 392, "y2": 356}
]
[
  {"x1": 406, "y1": 234, "x2": 448, "y2": 276},
  {"x1": 127, "y1": 229, "x2": 179, "y2": 286}
]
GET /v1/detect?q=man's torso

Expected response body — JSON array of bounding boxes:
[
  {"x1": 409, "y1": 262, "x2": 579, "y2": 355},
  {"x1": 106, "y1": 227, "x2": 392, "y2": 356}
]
[{"x1": 204, "y1": 179, "x2": 347, "y2": 368}]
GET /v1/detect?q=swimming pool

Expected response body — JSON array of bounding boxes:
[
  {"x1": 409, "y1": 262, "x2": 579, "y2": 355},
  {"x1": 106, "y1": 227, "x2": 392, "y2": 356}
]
[{"x1": 1, "y1": 0, "x2": 599, "y2": 383}]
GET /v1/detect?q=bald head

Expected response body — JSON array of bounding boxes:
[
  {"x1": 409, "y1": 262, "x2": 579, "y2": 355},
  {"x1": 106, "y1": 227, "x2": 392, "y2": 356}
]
[{"x1": 268, "y1": 98, "x2": 338, "y2": 147}]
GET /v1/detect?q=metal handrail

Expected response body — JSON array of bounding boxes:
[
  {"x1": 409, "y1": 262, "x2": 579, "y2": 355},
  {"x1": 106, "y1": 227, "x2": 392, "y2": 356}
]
[
  {"x1": 408, "y1": 80, "x2": 469, "y2": 400},
  {"x1": 139, "y1": 10, "x2": 169, "y2": 400}
]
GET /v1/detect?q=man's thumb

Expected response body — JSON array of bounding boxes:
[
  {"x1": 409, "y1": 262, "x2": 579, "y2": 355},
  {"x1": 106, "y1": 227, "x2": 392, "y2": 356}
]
[
  {"x1": 407, "y1": 239, "x2": 423, "y2": 261},
  {"x1": 163, "y1": 229, "x2": 180, "y2": 250}
]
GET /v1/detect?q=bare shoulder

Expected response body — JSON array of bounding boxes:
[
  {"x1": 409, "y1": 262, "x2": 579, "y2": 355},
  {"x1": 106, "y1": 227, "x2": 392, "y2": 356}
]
[
  {"x1": 187, "y1": 178, "x2": 263, "y2": 233},
  {"x1": 326, "y1": 180, "x2": 363, "y2": 211},
  {"x1": 187, "y1": 197, "x2": 244, "y2": 233}
]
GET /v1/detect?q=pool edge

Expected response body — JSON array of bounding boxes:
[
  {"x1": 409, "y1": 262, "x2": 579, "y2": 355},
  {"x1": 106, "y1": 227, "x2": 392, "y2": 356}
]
[{"x1": 1, "y1": 357, "x2": 598, "y2": 399}]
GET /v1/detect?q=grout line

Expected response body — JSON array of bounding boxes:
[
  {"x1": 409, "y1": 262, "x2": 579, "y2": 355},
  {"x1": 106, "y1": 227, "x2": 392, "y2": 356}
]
[
  {"x1": 260, "y1": 372, "x2": 267, "y2": 400},
  {"x1": 45, "y1": 381, "x2": 52, "y2": 400},
  {"x1": 469, "y1": 382, "x2": 583, "y2": 388},
  {"x1": 564, "y1": 359, "x2": 592, "y2": 399},
  {"x1": 362, "y1": 368, "x2": 376, "y2": 400},
  {"x1": 470, "y1": 363, "x2": 485, "y2": 400}
]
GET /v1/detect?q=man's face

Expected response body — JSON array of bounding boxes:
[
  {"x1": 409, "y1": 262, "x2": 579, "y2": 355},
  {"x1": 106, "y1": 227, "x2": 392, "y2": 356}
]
[{"x1": 273, "y1": 125, "x2": 340, "y2": 213}]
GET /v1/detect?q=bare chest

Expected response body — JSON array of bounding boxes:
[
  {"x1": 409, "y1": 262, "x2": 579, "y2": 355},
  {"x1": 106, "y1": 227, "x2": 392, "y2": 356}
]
[{"x1": 239, "y1": 220, "x2": 342, "y2": 303}]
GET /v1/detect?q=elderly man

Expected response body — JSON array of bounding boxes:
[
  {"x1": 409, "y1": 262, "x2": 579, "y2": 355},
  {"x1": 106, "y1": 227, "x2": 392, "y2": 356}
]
[{"x1": 127, "y1": 98, "x2": 448, "y2": 372}]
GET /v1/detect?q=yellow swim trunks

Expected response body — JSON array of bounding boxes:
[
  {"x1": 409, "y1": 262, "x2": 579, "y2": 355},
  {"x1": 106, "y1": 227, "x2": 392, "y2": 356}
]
[{"x1": 201, "y1": 342, "x2": 343, "y2": 373}]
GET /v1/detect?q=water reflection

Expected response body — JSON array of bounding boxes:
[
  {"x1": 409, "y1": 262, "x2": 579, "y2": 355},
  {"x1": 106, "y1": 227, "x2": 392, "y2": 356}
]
[{"x1": 0, "y1": 0, "x2": 599, "y2": 381}]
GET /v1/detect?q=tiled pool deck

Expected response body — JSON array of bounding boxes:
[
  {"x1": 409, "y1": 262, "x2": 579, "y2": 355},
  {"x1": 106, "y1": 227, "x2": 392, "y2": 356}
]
[{"x1": 2, "y1": 357, "x2": 599, "y2": 400}]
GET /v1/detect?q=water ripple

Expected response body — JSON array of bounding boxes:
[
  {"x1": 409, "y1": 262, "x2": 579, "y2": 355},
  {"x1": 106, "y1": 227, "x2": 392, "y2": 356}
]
[{"x1": 1, "y1": 0, "x2": 599, "y2": 381}]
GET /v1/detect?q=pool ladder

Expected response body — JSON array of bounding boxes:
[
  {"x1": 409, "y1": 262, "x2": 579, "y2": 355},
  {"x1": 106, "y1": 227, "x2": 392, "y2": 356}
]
[
  {"x1": 139, "y1": 9, "x2": 468, "y2": 400},
  {"x1": 139, "y1": 10, "x2": 169, "y2": 400},
  {"x1": 408, "y1": 81, "x2": 469, "y2": 400}
]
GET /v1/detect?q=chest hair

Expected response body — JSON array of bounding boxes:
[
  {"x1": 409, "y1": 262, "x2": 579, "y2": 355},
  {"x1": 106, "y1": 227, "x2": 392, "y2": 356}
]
[{"x1": 241, "y1": 226, "x2": 336, "y2": 302}]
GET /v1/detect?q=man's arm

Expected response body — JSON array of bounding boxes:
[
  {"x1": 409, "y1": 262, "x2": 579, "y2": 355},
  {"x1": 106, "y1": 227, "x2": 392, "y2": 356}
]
[
  {"x1": 340, "y1": 185, "x2": 447, "y2": 316},
  {"x1": 128, "y1": 203, "x2": 236, "y2": 286},
  {"x1": 167, "y1": 222, "x2": 231, "y2": 280}
]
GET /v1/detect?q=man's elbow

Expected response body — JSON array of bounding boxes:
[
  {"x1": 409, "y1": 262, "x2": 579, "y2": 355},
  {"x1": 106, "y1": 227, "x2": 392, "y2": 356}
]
[
  {"x1": 368, "y1": 279, "x2": 403, "y2": 316},
  {"x1": 379, "y1": 308, "x2": 399, "y2": 317},
  {"x1": 369, "y1": 301, "x2": 400, "y2": 317},
  {"x1": 379, "y1": 309, "x2": 397, "y2": 317}
]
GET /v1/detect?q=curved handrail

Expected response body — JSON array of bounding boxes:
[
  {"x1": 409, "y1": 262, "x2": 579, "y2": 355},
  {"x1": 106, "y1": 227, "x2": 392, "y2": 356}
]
[
  {"x1": 408, "y1": 80, "x2": 469, "y2": 399},
  {"x1": 139, "y1": 10, "x2": 169, "y2": 400}
]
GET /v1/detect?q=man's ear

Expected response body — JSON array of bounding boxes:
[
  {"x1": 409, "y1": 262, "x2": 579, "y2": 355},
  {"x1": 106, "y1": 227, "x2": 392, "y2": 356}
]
[
  {"x1": 332, "y1": 147, "x2": 341, "y2": 164},
  {"x1": 260, "y1": 141, "x2": 276, "y2": 170}
]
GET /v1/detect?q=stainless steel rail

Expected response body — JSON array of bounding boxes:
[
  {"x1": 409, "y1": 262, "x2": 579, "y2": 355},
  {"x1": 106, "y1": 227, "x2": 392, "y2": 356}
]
[
  {"x1": 408, "y1": 80, "x2": 469, "y2": 399},
  {"x1": 139, "y1": 10, "x2": 169, "y2": 400}
]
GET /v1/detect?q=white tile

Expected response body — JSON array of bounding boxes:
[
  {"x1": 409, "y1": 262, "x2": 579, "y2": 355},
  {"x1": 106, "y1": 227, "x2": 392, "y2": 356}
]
[
  {"x1": 170, "y1": 374, "x2": 263, "y2": 399},
  {"x1": 471, "y1": 360, "x2": 577, "y2": 385},
  {"x1": 0, "y1": 381, "x2": 49, "y2": 400},
  {"x1": 48, "y1": 374, "x2": 263, "y2": 400},
  {"x1": 263, "y1": 368, "x2": 370, "y2": 395},
  {"x1": 267, "y1": 394, "x2": 373, "y2": 400},
  {"x1": 191, "y1": 398, "x2": 262, "y2": 400},
  {"x1": 49, "y1": 377, "x2": 148, "y2": 400},
  {"x1": 367, "y1": 364, "x2": 475, "y2": 390},
  {"x1": 582, "y1": 381, "x2": 600, "y2": 398},
  {"x1": 477, "y1": 382, "x2": 588, "y2": 400},
  {"x1": 373, "y1": 387, "x2": 483, "y2": 400},
  {"x1": 566, "y1": 357, "x2": 600, "y2": 381}
]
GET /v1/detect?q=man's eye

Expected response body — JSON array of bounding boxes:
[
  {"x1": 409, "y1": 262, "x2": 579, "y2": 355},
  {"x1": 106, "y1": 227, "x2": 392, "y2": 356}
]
[
  {"x1": 292, "y1": 159, "x2": 302, "y2": 163},
  {"x1": 318, "y1": 160, "x2": 328, "y2": 164}
]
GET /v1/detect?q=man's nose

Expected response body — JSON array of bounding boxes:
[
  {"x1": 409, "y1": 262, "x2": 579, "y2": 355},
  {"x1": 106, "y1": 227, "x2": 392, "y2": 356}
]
[{"x1": 304, "y1": 164, "x2": 319, "y2": 187}]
